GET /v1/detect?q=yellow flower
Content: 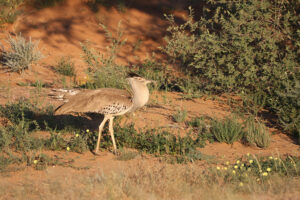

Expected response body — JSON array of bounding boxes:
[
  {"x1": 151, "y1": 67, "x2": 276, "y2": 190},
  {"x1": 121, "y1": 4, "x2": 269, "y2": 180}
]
[
  {"x1": 267, "y1": 168, "x2": 271, "y2": 172},
  {"x1": 239, "y1": 182, "x2": 244, "y2": 187},
  {"x1": 259, "y1": 169, "x2": 262, "y2": 173},
  {"x1": 249, "y1": 160, "x2": 253, "y2": 164},
  {"x1": 216, "y1": 166, "x2": 220, "y2": 170},
  {"x1": 269, "y1": 156, "x2": 273, "y2": 160},
  {"x1": 75, "y1": 133, "x2": 79, "y2": 137},
  {"x1": 236, "y1": 160, "x2": 240, "y2": 164},
  {"x1": 274, "y1": 157, "x2": 278, "y2": 161},
  {"x1": 33, "y1": 160, "x2": 38, "y2": 164},
  {"x1": 223, "y1": 167, "x2": 228, "y2": 170},
  {"x1": 256, "y1": 178, "x2": 260, "y2": 182},
  {"x1": 225, "y1": 161, "x2": 230, "y2": 165},
  {"x1": 67, "y1": 146, "x2": 70, "y2": 151},
  {"x1": 232, "y1": 170, "x2": 236, "y2": 174},
  {"x1": 241, "y1": 163, "x2": 245, "y2": 167},
  {"x1": 247, "y1": 153, "x2": 250, "y2": 156},
  {"x1": 262, "y1": 172, "x2": 268, "y2": 176},
  {"x1": 234, "y1": 165, "x2": 238, "y2": 169},
  {"x1": 86, "y1": 129, "x2": 90, "y2": 133}
]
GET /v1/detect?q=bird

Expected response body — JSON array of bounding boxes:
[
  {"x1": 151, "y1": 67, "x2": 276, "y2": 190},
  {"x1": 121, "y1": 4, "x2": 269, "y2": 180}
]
[{"x1": 54, "y1": 72, "x2": 154, "y2": 154}]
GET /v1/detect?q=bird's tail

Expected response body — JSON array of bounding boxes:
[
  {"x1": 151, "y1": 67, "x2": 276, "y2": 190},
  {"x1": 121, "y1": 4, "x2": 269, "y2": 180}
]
[
  {"x1": 48, "y1": 88, "x2": 80, "y2": 102},
  {"x1": 49, "y1": 89, "x2": 81, "y2": 115}
]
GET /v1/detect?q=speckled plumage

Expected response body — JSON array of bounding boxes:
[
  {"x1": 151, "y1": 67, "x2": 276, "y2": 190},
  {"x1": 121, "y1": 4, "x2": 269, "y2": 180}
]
[{"x1": 55, "y1": 88, "x2": 133, "y2": 116}]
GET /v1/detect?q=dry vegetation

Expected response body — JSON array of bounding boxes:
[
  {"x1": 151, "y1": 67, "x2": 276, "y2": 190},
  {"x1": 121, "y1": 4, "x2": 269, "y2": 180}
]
[{"x1": 0, "y1": 0, "x2": 299, "y2": 199}]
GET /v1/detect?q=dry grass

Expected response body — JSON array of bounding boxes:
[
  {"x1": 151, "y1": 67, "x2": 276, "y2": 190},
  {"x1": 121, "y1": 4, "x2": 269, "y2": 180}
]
[{"x1": 0, "y1": 160, "x2": 299, "y2": 200}]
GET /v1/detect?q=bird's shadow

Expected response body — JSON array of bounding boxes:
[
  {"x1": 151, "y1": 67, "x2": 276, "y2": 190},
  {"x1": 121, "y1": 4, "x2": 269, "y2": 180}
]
[{"x1": 35, "y1": 112, "x2": 104, "y2": 132}]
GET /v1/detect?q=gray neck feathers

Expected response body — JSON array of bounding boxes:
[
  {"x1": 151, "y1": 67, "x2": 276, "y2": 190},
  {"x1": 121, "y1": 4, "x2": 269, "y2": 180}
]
[{"x1": 129, "y1": 80, "x2": 150, "y2": 111}]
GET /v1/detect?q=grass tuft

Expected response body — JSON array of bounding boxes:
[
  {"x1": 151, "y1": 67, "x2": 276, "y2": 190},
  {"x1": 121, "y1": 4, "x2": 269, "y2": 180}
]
[
  {"x1": 211, "y1": 117, "x2": 244, "y2": 144},
  {"x1": 244, "y1": 117, "x2": 270, "y2": 148}
]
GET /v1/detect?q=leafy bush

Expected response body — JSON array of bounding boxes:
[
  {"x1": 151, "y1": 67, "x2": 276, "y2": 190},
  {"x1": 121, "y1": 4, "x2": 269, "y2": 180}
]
[
  {"x1": 0, "y1": 34, "x2": 43, "y2": 73},
  {"x1": 211, "y1": 117, "x2": 244, "y2": 144},
  {"x1": 161, "y1": 1, "x2": 299, "y2": 141},
  {"x1": 244, "y1": 117, "x2": 270, "y2": 148},
  {"x1": 55, "y1": 57, "x2": 76, "y2": 77}
]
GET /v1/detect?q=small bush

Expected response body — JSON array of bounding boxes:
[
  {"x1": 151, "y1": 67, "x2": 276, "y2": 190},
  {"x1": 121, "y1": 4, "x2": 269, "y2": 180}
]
[
  {"x1": 244, "y1": 117, "x2": 270, "y2": 148},
  {"x1": 55, "y1": 57, "x2": 76, "y2": 77},
  {"x1": 172, "y1": 108, "x2": 187, "y2": 123},
  {"x1": 0, "y1": 34, "x2": 43, "y2": 73},
  {"x1": 80, "y1": 21, "x2": 128, "y2": 89},
  {"x1": 211, "y1": 117, "x2": 244, "y2": 144}
]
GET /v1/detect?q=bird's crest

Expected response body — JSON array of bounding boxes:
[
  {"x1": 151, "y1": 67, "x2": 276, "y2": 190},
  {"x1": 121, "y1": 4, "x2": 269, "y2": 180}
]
[{"x1": 127, "y1": 72, "x2": 141, "y2": 78}]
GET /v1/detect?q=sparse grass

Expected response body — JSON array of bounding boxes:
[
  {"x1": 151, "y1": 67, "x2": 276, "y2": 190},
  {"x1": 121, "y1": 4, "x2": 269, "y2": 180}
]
[
  {"x1": 116, "y1": 148, "x2": 139, "y2": 161},
  {"x1": 80, "y1": 21, "x2": 128, "y2": 89},
  {"x1": 244, "y1": 117, "x2": 270, "y2": 148},
  {"x1": 211, "y1": 116, "x2": 244, "y2": 144},
  {"x1": 0, "y1": 0, "x2": 23, "y2": 25},
  {"x1": 54, "y1": 57, "x2": 76, "y2": 77},
  {"x1": 1, "y1": 154, "x2": 298, "y2": 200},
  {"x1": 0, "y1": 34, "x2": 43, "y2": 73},
  {"x1": 172, "y1": 108, "x2": 187, "y2": 123}
]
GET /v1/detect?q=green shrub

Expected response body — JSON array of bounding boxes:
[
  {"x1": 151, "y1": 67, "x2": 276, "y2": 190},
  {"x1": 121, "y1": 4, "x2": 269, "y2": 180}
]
[
  {"x1": 161, "y1": 1, "x2": 299, "y2": 141},
  {"x1": 211, "y1": 117, "x2": 244, "y2": 144},
  {"x1": 55, "y1": 57, "x2": 76, "y2": 77},
  {"x1": 1, "y1": 34, "x2": 43, "y2": 73},
  {"x1": 244, "y1": 117, "x2": 270, "y2": 148}
]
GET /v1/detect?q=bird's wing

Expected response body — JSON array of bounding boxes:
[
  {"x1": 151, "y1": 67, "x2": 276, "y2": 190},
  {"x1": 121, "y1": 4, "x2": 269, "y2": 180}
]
[{"x1": 54, "y1": 88, "x2": 132, "y2": 115}]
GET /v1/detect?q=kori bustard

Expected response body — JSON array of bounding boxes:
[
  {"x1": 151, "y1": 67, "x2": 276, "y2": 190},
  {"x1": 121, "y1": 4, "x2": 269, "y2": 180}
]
[{"x1": 54, "y1": 73, "x2": 154, "y2": 154}]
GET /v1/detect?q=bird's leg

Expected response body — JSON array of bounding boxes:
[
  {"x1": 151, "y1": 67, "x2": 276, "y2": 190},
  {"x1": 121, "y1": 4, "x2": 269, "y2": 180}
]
[
  {"x1": 108, "y1": 116, "x2": 117, "y2": 154},
  {"x1": 95, "y1": 116, "x2": 109, "y2": 154}
]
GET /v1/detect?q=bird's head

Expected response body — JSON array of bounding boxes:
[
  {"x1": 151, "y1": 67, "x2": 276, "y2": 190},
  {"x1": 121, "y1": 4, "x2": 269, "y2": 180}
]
[{"x1": 126, "y1": 72, "x2": 154, "y2": 85}]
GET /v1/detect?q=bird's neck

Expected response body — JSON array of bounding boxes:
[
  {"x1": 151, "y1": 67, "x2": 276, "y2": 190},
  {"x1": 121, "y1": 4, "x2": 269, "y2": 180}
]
[{"x1": 130, "y1": 82, "x2": 150, "y2": 110}]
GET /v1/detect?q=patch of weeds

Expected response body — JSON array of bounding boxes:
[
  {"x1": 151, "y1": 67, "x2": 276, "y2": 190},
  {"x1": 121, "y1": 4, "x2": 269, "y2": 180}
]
[
  {"x1": 172, "y1": 108, "x2": 187, "y2": 123},
  {"x1": 67, "y1": 131, "x2": 89, "y2": 153},
  {"x1": 30, "y1": 80, "x2": 51, "y2": 88},
  {"x1": 211, "y1": 116, "x2": 244, "y2": 144},
  {"x1": 0, "y1": 154, "x2": 23, "y2": 172},
  {"x1": 0, "y1": 34, "x2": 43, "y2": 73},
  {"x1": 116, "y1": 148, "x2": 139, "y2": 161},
  {"x1": 54, "y1": 57, "x2": 76, "y2": 77},
  {"x1": 0, "y1": 0, "x2": 23, "y2": 25},
  {"x1": 0, "y1": 98, "x2": 54, "y2": 127},
  {"x1": 244, "y1": 117, "x2": 270, "y2": 148},
  {"x1": 29, "y1": 153, "x2": 58, "y2": 170},
  {"x1": 112, "y1": 124, "x2": 203, "y2": 158},
  {"x1": 80, "y1": 21, "x2": 128, "y2": 89},
  {"x1": 188, "y1": 116, "x2": 206, "y2": 129}
]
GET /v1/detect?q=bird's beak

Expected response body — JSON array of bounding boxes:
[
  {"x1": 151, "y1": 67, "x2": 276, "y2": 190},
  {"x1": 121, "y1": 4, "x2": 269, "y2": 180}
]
[{"x1": 146, "y1": 80, "x2": 156, "y2": 85}]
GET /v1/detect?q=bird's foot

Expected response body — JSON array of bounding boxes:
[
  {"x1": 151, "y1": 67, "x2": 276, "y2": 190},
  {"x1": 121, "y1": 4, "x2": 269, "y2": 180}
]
[{"x1": 112, "y1": 149, "x2": 121, "y2": 156}]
